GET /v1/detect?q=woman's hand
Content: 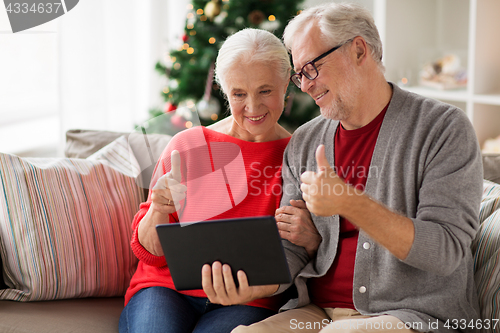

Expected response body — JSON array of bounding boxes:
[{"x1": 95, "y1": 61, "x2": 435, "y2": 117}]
[
  {"x1": 138, "y1": 150, "x2": 186, "y2": 256},
  {"x1": 201, "y1": 262, "x2": 279, "y2": 306},
  {"x1": 275, "y1": 199, "x2": 321, "y2": 258}
]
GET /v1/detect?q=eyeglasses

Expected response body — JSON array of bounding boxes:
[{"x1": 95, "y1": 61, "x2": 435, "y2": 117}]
[{"x1": 290, "y1": 39, "x2": 353, "y2": 89}]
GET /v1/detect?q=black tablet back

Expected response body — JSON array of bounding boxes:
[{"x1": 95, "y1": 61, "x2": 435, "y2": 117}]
[{"x1": 156, "y1": 216, "x2": 291, "y2": 290}]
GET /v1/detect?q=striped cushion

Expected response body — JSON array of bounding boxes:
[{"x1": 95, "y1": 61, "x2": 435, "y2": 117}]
[
  {"x1": 472, "y1": 180, "x2": 500, "y2": 329},
  {"x1": 0, "y1": 136, "x2": 144, "y2": 301}
]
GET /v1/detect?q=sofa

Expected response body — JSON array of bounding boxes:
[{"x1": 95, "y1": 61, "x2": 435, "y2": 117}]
[{"x1": 0, "y1": 129, "x2": 500, "y2": 333}]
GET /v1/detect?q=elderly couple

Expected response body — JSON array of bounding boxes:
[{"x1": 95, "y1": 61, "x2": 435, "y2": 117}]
[{"x1": 119, "y1": 3, "x2": 483, "y2": 333}]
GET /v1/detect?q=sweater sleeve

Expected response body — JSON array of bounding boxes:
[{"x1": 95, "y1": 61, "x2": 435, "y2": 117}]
[
  {"x1": 276, "y1": 137, "x2": 310, "y2": 294},
  {"x1": 130, "y1": 202, "x2": 166, "y2": 267},
  {"x1": 403, "y1": 108, "x2": 483, "y2": 276}
]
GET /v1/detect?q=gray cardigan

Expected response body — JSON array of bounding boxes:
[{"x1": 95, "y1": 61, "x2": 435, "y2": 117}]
[{"x1": 278, "y1": 84, "x2": 483, "y2": 333}]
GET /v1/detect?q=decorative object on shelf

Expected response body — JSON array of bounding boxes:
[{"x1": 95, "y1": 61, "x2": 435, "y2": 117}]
[
  {"x1": 419, "y1": 54, "x2": 467, "y2": 90},
  {"x1": 483, "y1": 135, "x2": 500, "y2": 154}
]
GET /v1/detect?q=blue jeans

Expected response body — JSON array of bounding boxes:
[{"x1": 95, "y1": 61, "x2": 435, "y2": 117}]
[{"x1": 119, "y1": 287, "x2": 276, "y2": 333}]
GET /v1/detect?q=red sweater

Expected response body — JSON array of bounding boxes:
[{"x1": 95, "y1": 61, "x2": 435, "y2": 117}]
[{"x1": 124, "y1": 127, "x2": 290, "y2": 311}]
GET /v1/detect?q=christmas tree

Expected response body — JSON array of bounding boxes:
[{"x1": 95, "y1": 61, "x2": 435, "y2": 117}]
[{"x1": 143, "y1": 0, "x2": 318, "y2": 135}]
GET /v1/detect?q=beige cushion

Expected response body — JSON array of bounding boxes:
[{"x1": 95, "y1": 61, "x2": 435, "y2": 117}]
[
  {"x1": 483, "y1": 153, "x2": 500, "y2": 184},
  {"x1": 0, "y1": 297, "x2": 123, "y2": 333},
  {"x1": 472, "y1": 180, "x2": 500, "y2": 330},
  {"x1": 65, "y1": 129, "x2": 128, "y2": 159},
  {"x1": 65, "y1": 129, "x2": 172, "y2": 189}
]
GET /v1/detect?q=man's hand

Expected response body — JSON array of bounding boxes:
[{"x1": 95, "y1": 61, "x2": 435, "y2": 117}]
[
  {"x1": 201, "y1": 262, "x2": 278, "y2": 306},
  {"x1": 300, "y1": 145, "x2": 360, "y2": 217},
  {"x1": 301, "y1": 145, "x2": 415, "y2": 260},
  {"x1": 276, "y1": 200, "x2": 321, "y2": 258}
]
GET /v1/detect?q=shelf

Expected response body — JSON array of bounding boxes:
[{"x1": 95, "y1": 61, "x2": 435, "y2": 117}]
[
  {"x1": 404, "y1": 88, "x2": 500, "y2": 107},
  {"x1": 404, "y1": 86, "x2": 469, "y2": 102},
  {"x1": 473, "y1": 94, "x2": 500, "y2": 106},
  {"x1": 312, "y1": 0, "x2": 500, "y2": 147}
]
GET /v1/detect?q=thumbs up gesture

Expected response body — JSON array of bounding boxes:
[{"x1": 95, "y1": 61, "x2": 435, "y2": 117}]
[
  {"x1": 152, "y1": 150, "x2": 187, "y2": 214},
  {"x1": 300, "y1": 145, "x2": 352, "y2": 217}
]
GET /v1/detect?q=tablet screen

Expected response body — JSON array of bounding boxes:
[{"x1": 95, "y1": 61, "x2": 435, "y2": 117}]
[{"x1": 156, "y1": 216, "x2": 291, "y2": 290}]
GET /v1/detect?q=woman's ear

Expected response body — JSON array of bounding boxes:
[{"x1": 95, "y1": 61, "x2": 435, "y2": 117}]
[{"x1": 283, "y1": 81, "x2": 289, "y2": 95}]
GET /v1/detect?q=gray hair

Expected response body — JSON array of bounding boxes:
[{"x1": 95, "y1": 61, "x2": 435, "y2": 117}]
[
  {"x1": 283, "y1": 2, "x2": 384, "y2": 72},
  {"x1": 215, "y1": 28, "x2": 291, "y2": 95}
]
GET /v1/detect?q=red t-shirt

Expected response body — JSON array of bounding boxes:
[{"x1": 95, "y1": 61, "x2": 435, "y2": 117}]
[
  {"x1": 308, "y1": 104, "x2": 389, "y2": 309},
  {"x1": 124, "y1": 127, "x2": 290, "y2": 311}
]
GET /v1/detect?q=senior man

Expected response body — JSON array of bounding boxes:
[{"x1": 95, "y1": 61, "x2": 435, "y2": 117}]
[{"x1": 203, "y1": 3, "x2": 483, "y2": 333}]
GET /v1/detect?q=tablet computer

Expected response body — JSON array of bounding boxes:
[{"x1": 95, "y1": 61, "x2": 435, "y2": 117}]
[{"x1": 155, "y1": 216, "x2": 291, "y2": 291}]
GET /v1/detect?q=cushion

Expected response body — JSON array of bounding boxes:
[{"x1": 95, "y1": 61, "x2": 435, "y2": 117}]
[
  {"x1": 65, "y1": 129, "x2": 172, "y2": 189},
  {"x1": 472, "y1": 179, "x2": 500, "y2": 327},
  {"x1": 0, "y1": 137, "x2": 145, "y2": 301},
  {"x1": 65, "y1": 129, "x2": 128, "y2": 159},
  {"x1": 0, "y1": 250, "x2": 5, "y2": 290},
  {"x1": 483, "y1": 153, "x2": 500, "y2": 184},
  {"x1": 0, "y1": 297, "x2": 124, "y2": 333}
]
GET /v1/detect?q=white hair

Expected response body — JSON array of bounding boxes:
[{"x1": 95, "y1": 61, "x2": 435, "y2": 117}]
[
  {"x1": 215, "y1": 28, "x2": 291, "y2": 95},
  {"x1": 283, "y1": 2, "x2": 384, "y2": 72}
]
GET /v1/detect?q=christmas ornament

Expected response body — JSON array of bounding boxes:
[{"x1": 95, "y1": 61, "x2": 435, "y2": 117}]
[
  {"x1": 248, "y1": 10, "x2": 265, "y2": 25},
  {"x1": 234, "y1": 17, "x2": 244, "y2": 26},
  {"x1": 214, "y1": 11, "x2": 228, "y2": 24},
  {"x1": 196, "y1": 62, "x2": 221, "y2": 120},
  {"x1": 181, "y1": 34, "x2": 189, "y2": 42},
  {"x1": 204, "y1": 0, "x2": 221, "y2": 20},
  {"x1": 260, "y1": 19, "x2": 280, "y2": 31},
  {"x1": 177, "y1": 100, "x2": 196, "y2": 120},
  {"x1": 164, "y1": 102, "x2": 177, "y2": 113},
  {"x1": 171, "y1": 114, "x2": 187, "y2": 128},
  {"x1": 197, "y1": 98, "x2": 221, "y2": 120}
]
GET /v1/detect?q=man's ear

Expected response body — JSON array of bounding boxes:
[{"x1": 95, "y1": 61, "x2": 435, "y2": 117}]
[{"x1": 352, "y1": 37, "x2": 368, "y2": 64}]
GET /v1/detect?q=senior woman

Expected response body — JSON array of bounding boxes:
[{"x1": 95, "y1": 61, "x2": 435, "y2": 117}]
[{"x1": 119, "y1": 28, "x2": 296, "y2": 333}]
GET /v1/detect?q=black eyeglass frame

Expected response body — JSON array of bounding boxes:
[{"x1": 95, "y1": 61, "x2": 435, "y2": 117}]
[{"x1": 290, "y1": 38, "x2": 354, "y2": 89}]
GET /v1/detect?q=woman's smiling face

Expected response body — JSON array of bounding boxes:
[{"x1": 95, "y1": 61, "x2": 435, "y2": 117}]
[{"x1": 224, "y1": 61, "x2": 289, "y2": 142}]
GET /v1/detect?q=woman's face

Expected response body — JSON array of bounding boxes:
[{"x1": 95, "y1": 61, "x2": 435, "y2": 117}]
[{"x1": 224, "y1": 62, "x2": 289, "y2": 142}]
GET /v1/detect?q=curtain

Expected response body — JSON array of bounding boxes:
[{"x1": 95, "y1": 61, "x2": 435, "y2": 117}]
[{"x1": 0, "y1": 0, "x2": 187, "y2": 155}]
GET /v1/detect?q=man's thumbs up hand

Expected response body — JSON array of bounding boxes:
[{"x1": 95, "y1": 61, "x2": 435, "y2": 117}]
[
  {"x1": 300, "y1": 145, "x2": 349, "y2": 217},
  {"x1": 315, "y1": 144, "x2": 332, "y2": 174}
]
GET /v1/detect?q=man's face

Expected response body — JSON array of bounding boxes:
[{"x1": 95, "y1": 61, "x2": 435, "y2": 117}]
[{"x1": 291, "y1": 24, "x2": 361, "y2": 121}]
